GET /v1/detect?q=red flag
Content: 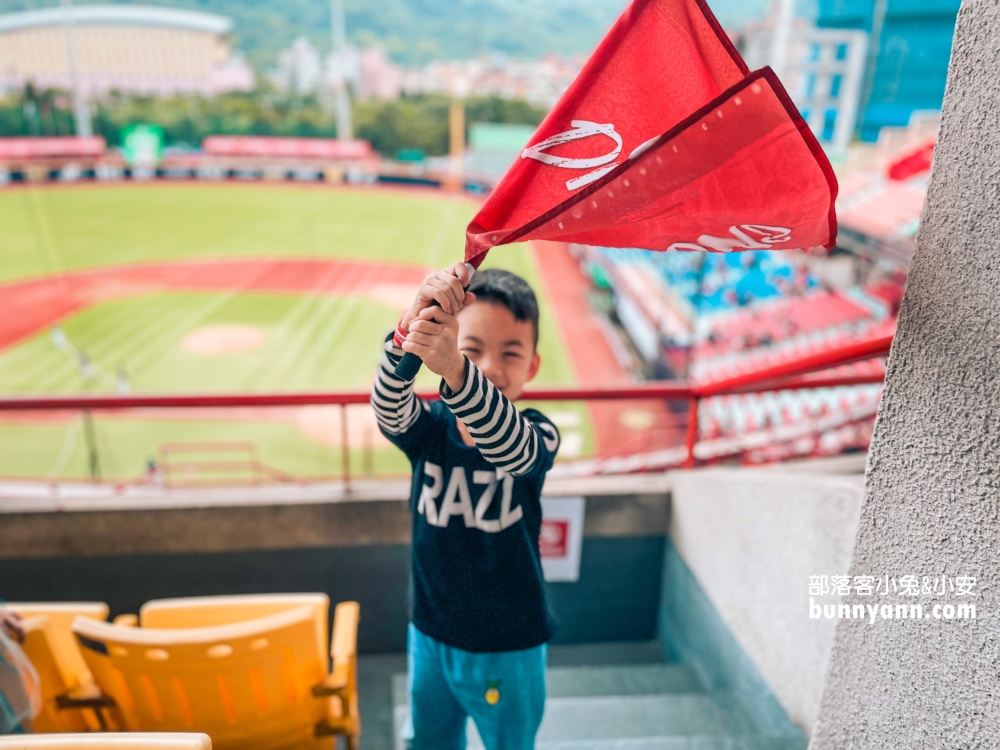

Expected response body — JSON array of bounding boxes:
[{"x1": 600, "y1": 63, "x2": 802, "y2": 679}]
[{"x1": 466, "y1": 0, "x2": 837, "y2": 264}]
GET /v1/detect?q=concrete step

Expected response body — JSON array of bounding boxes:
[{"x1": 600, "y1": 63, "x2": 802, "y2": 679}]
[
  {"x1": 530, "y1": 694, "x2": 755, "y2": 744},
  {"x1": 393, "y1": 663, "x2": 803, "y2": 750},
  {"x1": 391, "y1": 663, "x2": 703, "y2": 706},
  {"x1": 546, "y1": 663, "x2": 705, "y2": 698},
  {"x1": 533, "y1": 738, "x2": 806, "y2": 750},
  {"x1": 395, "y1": 693, "x2": 785, "y2": 749}
]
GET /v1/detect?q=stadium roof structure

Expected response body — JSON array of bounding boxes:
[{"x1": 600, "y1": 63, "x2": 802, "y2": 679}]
[{"x1": 0, "y1": 4, "x2": 233, "y2": 36}]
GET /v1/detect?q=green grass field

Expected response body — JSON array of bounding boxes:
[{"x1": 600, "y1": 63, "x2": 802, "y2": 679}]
[
  {"x1": 1, "y1": 184, "x2": 473, "y2": 281},
  {"x1": 0, "y1": 184, "x2": 591, "y2": 482}
]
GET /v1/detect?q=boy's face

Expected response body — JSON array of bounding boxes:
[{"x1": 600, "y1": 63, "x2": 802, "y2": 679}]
[{"x1": 457, "y1": 301, "x2": 540, "y2": 401}]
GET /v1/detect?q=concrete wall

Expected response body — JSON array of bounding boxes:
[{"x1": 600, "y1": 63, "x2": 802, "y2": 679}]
[
  {"x1": 0, "y1": 476, "x2": 671, "y2": 653},
  {"x1": 667, "y1": 459, "x2": 865, "y2": 735},
  {"x1": 812, "y1": 1, "x2": 1000, "y2": 745}
]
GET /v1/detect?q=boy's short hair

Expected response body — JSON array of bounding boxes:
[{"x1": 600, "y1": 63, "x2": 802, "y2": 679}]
[{"x1": 467, "y1": 268, "x2": 540, "y2": 347}]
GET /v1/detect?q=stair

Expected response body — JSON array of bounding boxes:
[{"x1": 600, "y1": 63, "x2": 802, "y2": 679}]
[{"x1": 392, "y1": 663, "x2": 806, "y2": 750}]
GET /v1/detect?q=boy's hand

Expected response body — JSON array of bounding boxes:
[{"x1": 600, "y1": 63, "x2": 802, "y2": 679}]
[
  {"x1": 401, "y1": 262, "x2": 476, "y2": 331},
  {"x1": 402, "y1": 306, "x2": 467, "y2": 390}
]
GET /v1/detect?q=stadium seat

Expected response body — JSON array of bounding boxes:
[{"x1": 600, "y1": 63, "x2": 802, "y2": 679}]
[
  {"x1": 138, "y1": 594, "x2": 329, "y2": 667},
  {"x1": 18, "y1": 615, "x2": 89, "y2": 732},
  {"x1": 6, "y1": 603, "x2": 111, "y2": 731},
  {"x1": 71, "y1": 602, "x2": 361, "y2": 750},
  {"x1": 0, "y1": 733, "x2": 211, "y2": 750},
  {"x1": 5, "y1": 603, "x2": 109, "y2": 688}
]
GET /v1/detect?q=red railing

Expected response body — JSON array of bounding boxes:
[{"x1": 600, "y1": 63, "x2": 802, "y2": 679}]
[{"x1": 0, "y1": 334, "x2": 893, "y2": 486}]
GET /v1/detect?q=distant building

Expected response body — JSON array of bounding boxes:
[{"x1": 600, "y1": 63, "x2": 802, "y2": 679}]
[
  {"x1": 817, "y1": 0, "x2": 961, "y2": 141},
  {"x1": 402, "y1": 54, "x2": 582, "y2": 107},
  {"x1": 357, "y1": 47, "x2": 402, "y2": 101},
  {"x1": 269, "y1": 45, "x2": 579, "y2": 107},
  {"x1": 270, "y1": 38, "x2": 364, "y2": 100},
  {"x1": 0, "y1": 4, "x2": 253, "y2": 96},
  {"x1": 740, "y1": 15, "x2": 868, "y2": 155},
  {"x1": 272, "y1": 37, "x2": 324, "y2": 96}
]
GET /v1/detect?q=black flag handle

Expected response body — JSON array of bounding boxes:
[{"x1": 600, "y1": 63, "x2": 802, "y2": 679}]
[{"x1": 394, "y1": 263, "x2": 476, "y2": 381}]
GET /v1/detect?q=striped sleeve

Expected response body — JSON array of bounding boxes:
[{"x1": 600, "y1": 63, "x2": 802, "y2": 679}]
[
  {"x1": 440, "y1": 357, "x2": 552, "y2": 476},
  {"x1": 371, "y1": 333, "x2": 426, "y2": 437}
]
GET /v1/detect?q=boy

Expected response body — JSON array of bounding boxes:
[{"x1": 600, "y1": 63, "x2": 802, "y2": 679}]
[{"x1": 371, "y1": 263, "x2": 560, "y2": 750}]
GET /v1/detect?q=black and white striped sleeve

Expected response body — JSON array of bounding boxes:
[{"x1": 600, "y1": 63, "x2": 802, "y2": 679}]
[
  {"x1": 371, "y1": 333, "x2": 426, "y2": 438},
  {"x1": 440, "y1": 357, "x2": 558, "y2": 476}
]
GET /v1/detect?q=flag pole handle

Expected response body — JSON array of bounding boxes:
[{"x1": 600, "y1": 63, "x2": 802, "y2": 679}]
[
  {"x1": 394, "y1": 264, "x2": 476, "y2": 380},
  {"x1": 394, "y1": 352, "x2": 425, "y2": 381}
]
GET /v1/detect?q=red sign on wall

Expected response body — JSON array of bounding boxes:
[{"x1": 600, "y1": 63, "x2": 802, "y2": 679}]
[
  {"x1": 539, "y1": 496, "x2": 585, "y2": 582},
  {"x1": 539, "y1": 519, "x2": 569, "y2": 558}
]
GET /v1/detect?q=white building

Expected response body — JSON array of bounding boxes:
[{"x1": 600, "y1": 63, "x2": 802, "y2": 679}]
[
  {"x1": 269, "y1": 38, "x2": 365, "y2": 100},
  {"x1": 270, "y1": 44, "x2": 580, "y2": 107},
  {"x1": 272, "y1": 37, "x2": 324, "y2": 96},
  {"x1": 401, "y1": 54, "x2": 582, "y2": 107},
  {"x1": 0, "y1": 5, "x2": 254, "y2": 96},
  {"x1": 740, "y1": 12, "x2": 868, "y2": 155}
]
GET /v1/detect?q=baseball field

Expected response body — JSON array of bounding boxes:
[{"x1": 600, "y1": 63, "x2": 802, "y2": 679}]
[{"x1": 0, "y1": 183, "x2": 594, "y2": 483}]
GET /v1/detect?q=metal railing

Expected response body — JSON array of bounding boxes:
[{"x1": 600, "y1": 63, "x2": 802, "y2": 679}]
[{"x1": 0, "y1": 334, "x2": 893, "y2": 488}]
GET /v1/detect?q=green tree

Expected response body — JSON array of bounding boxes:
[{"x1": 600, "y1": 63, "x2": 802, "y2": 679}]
[
  {"x1": 355, "y1": 94, "x2": 547, "y2": 157},
  {"x1": 0, "y1": 86, "x2": 76, "y2": 137},
  {"x1": 1, "y1": 88, "x2": 547, "y2": 157}
]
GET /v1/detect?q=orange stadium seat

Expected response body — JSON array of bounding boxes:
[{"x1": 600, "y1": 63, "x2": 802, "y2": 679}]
[
  {"x1": 71, "y1": 602, "x2": 360, "y2": 750},
  {"x1": 6, "y1": 603, "x2": 109, "y2": 688},
  {"x1": 18, "y1": 615, "x2": 92, "y2": 732},
  {"x1": 6, "y1": 603, "x2": 111, "y2": 731},
  {"x1": 138, "y1": 594, "x2": 330, "y2": 667},
  {"x1": 0, "y1": 733, "x2": 212, "y2": 750}
]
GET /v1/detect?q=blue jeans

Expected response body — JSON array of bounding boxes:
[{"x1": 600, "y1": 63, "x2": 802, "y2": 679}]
[{"x1": 407, "y1": 623, "x2": 546, "y2": 750}]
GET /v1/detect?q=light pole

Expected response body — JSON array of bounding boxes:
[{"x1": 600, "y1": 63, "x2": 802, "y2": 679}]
[
  {"x1": 448, "y1": 97, "x2": 465, "y2": 191},
  {"x1": 60, "y1": 0, "x2": 92, "y2": 137},
  {"x1": 330, "y1": 0, "x2": 352, "y2": 140}
]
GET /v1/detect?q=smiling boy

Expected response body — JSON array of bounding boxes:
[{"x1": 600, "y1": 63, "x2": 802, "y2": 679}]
[{"x1": 371, "y1": 263, "x2": 560, "y2": 750}]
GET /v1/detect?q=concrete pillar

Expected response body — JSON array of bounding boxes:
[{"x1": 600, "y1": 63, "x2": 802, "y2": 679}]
[{"x1": 811, "y1": 1, "x2": 1000, "y2": 746}]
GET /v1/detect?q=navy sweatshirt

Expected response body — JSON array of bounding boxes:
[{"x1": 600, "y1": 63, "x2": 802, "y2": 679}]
[{"x1": 371, "y1": 334, "x2": 559, "y2": 652}]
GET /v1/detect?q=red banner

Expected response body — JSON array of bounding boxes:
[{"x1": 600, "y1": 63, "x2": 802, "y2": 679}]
[
  {"x1": 202, "y1": 136, "x2": 375, "y2": 160},
  {"x1": 466, "y1": 0, "x2": 836, "y2": 263},
  {"x1": 0, "y1": 137, "x2": 106, "y2": 160},
  {"x1": 887, "y1": 138, "x2": 935, "y2": 181}
]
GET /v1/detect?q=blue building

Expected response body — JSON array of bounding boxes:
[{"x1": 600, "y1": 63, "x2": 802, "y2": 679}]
[{"x1": 817, "y1": 0, "x2": 961, "y2": 140}]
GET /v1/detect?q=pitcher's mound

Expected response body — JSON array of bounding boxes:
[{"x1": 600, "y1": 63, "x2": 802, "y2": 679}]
[{"x1": 183, "y1": 324, "x2": 266, "y2": 355}]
